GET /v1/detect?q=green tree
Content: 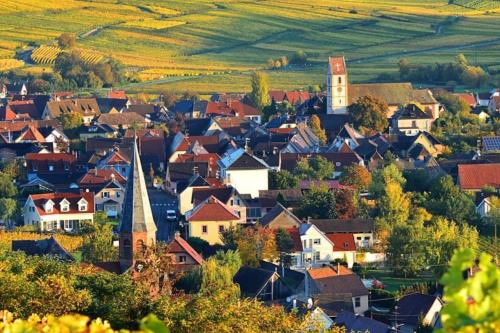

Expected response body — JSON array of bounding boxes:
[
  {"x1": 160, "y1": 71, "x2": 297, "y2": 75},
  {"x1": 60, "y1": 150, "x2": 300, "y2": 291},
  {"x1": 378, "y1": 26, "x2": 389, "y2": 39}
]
[
  {"x1": 370, "y1": 163, "x2": 406, "y2": 198},
  {"x1": 348, "y1": 95, "x2": 388, "y2": 133},
  {"x1": 81, "y1": 222, "x2": 117, "y2": 263},
  {"x1": 268, "y1": 170, "x2": 298, "y2": 189},
  {"x1": 0, "y1": 173, "x2": 17, "y2": 197},
  {"x1": 249, "y1": 71, "x2": 270, "y2": 110},
  {"x1": 0, "y1": 198, "x2": 17, "y2": 227},
  {"x1": 262, "y1": 98, "x2": 278, "y2": 122},
  {"x1": 438, "y1": 249, "x2": 500, "y2": 332},
  {"x1": 235, "y1": 226, "x2": 277, "y2": 267},
  {"x1": 296, "y1": 185, "x2": 335, "y2": 219},
  {"x1": 291, "y1": 50, "x2": 307, "y2": 65},
  {"x1": 293, "y1": 156, "x2": 334, "y2": 181},
  {"x1": 387, "y1": 223, "x2": 429, "y2": 277},
  {"x1": 59, "y1": 111, "x2": 83, "y2": 131},
  {"x1": 310, "y1": 115, "x2": 327, "y2": 145},
  {"x1": 199, "y1": 256, "x2": 240, "y2": 298},
  {"x1": 214, "y1": 249, "x2": 242, "y2": 276},
  {"x1": 57, "y1": 33, "x2": 77, "y2": 49},
  {"x1": 376, "y1": 181, "x2": 411, "y2": 225}
]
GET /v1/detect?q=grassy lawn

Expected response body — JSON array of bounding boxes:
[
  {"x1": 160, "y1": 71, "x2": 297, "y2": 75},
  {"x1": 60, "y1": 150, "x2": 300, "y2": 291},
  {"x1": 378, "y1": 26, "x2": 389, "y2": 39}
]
[
  {"x1": 363, "y1": 269, "x2": 435, "y2": 293},
  {"x1": 0, "y1": 0, "x2": 499, "y2": 92}
]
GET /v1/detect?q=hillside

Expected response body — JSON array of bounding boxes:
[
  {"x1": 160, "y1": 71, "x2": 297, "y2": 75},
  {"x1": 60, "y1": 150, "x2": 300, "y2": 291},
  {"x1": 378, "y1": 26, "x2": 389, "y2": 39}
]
[{"x1": 0, "y1": 0, "x2": 499, "y2": 93}]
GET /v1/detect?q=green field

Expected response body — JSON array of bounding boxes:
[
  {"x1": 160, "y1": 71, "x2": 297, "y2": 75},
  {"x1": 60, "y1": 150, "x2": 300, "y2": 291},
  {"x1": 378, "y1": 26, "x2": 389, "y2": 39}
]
[{"x1": 0, "y1": 0, "x2": 499, "y2": 93}]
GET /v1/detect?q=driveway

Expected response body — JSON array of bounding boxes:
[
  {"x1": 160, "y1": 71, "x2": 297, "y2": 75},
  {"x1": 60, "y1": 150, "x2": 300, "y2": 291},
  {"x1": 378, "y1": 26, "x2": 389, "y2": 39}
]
[{"x1": 147, "y1": 188, "x2": 178, "y2": 242}]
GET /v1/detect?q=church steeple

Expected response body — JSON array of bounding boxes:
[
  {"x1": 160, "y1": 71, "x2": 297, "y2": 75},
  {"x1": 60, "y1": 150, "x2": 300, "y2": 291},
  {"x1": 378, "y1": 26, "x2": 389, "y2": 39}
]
[
  {"x1": 327, "y1": 56, "x2": 348, "y2": 115},
  {"x1": 119, "y1": 135, "x2": 157, "y2": 272}
]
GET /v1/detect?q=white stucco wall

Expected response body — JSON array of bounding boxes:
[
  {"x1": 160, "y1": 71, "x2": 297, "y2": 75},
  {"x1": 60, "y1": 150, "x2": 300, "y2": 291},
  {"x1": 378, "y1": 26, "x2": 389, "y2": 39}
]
[{"x1": 224, "y1": 168, "x2": 268, "y2": 198}]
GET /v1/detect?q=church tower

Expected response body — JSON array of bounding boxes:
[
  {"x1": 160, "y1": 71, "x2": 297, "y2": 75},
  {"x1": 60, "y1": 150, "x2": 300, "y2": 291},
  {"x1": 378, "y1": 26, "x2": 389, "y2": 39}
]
[
  {"x1": 327, "y1": 56, "x2": 348, "y2": 114},
  {"x1": 119, "y1": 136, "x2": 157, "y2": 272}
]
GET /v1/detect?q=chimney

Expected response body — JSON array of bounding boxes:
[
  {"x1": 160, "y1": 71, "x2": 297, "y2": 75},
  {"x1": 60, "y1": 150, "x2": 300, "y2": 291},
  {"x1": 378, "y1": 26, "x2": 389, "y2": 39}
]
[
  {"x1": 292, "y1": 299, "x2": 297, "y2": 309},
  {"x1": 244, "y1": 138, "x2": 250, "y2": 153},
  {"x1": 174, "y1": 231, "x2": 180, "y2": 238}
]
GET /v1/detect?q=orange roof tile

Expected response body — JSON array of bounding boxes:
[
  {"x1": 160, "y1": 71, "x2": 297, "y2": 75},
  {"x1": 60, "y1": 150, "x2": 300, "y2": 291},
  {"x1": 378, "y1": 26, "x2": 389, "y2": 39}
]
[
  {"x1": 30, "y1": 192, "x2": 94, "y2": 216},
  {"x1": 327, "y1": 233, "x2": 357, "y2": 252},
  {"x1": 458, "y1": 163, "x2": 500, "y2": 190},
  {"x1": 187, "y1": 195, "x2": 240, "y2": 221},
  {"x1": 169, "y1": 234, "x2": 203, "y2": 265}
]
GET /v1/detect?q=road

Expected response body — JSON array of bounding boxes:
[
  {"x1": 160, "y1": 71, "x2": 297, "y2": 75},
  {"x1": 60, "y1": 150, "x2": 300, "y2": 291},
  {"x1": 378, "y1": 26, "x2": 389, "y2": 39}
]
[{"x1": 147, "y1": 188, "x2": 179, "y2": 242}]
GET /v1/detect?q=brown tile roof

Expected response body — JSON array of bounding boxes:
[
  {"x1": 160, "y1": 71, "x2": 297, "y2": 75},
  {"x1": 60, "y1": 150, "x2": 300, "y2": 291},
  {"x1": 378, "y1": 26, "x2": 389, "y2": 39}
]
[
  {"x1": 96, "y1": 112, "x2": 147, "y2": 126},
  {"x1": 327, "y1": 233, "x2": 356, "y2": 252},
  {"x1": 205, "y1": 102, "x2": 236, "y2": 116},
  {"x1": 169, "y1": 234, "x2": 203, "y2": 265},
  {"x1": 45, "y1": 99, "x2": 100, "y2": 118},
  {"x1": 78, "y1": 169, "x2": 126, "y2": 185},
  {"x1": 348, "y1": 83, "x2": 437, "y2": 105},
  {"x1": 454, "y1": 93, "x2": 476, "y2": 107},
  {"x1": 187, "y1": 195, "x2": 239, "y2": 221},
  {"x1": 176, "y1": 153, "x2": 220, "y2": 170},
  {"x1": 107, "y1": 90, "x2": 127, "y2": 99},
  {"x1": 7, "y1": 100, "x2": 40, "y2": 119},
  {"x1": 30, "y1": 192, "x2": 94, "y2": 216},
  {"x1": 192, "y1": 187, "x2": 233, "y2": 206},
  {"x1": 0, "y1": 120, "x2": 60, "y2": 132},
  {"x1": 17, "y1": 125, "x2": 46, "y2": 142},
  {"x1": 458, "y1": 163, "x2": 500, "y2": 190}
]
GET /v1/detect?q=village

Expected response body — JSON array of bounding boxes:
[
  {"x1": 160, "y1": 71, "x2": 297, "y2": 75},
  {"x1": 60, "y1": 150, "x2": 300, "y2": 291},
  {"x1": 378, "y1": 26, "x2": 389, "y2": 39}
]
[{"x1": 0, "y1": 56, "x2": 499, "y2": 333}]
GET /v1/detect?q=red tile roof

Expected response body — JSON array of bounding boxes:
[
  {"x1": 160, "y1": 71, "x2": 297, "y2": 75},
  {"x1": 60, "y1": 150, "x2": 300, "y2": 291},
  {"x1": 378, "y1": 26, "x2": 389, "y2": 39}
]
[
  {"x1": 169, "y1": 234, "x2": 203, "y2": 265},
  {"x1": 285, "y1": 91, "x2": 310, "y2": 105},
  {"x1": 30, "y1": 192, "x2": 94, "y2": 216},
  {"x1": 176, "y1": 135, "x2": 219, "y2": 152},
  {"x1": 78, "y1": 169, "x2": 126, "y2": 185},
  {"x1": 458, "y1": 163, "x2": 500, "y2": 190},
  {"x1": 326, "y1": 233, "x2": 357, "y2": 252},
  {"x1": 176, "y1": 153, "x2": 220, "y2": 170},
  {"x1": 329, "y1": 56, "x2": 347, "y2": 75},
  {"x1": 17, "y1": 125, "x2": 45, "y2": 142},
  {"x1": 229, "y1": 100, "x2": 260, "y2": 116},
  {"x1": 8, "y1": 100, "x2": 40, "y2": 119},
  {"x1": 268, "y1": 127, "x2": 295, "y2": 134},
  {"x1": 454, "y1": 93, "x2": 476, "y2": 107},
  {"x1": 107, "y1": 90, "x2": 127, "y2": 99},
  {"x1": 0, "y1": 120, "x2": 60, "y2": 132},
  {"x1": 269, "y1": 91, "x2": 287, "y2": 102},
  {"x1": 309, "y1": 265, "x2": 353, "y2": 280},
  {"x1": 0, "y1": 105, "x2": 17, "y2": 121},
  {"x1": 206, "y1": 102, "x2": 236, "y2": 116},
  {"x1": 187, "y1": 195, "x2": 240, "y2": 221}
]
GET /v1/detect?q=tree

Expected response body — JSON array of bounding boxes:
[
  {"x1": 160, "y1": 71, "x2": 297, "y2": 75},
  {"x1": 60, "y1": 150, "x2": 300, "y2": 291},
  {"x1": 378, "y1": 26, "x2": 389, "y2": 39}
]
[
  {"x1": 235, "y1": 226, "x2": 277, "y2": 267},
  {"x1": 387, "y1": 223, "x2": 429, "y2": 277},
  {"x1": 333, "y1": 189, "x2": 357, "y2": 219},
  {"x1": 296, "y1": 185, "x2": 335, "y2": 219},
  {"x1": 427, "y1": 175, "x2": 476, "y2": 224},
  {"x1": 57, "y1": 33, "x2": 77, "y2": 49},
  {"x1": 268, "y1": 170, "x2": 298, "y2": 189},
  {"x1": 291, "y1": 50, "x2": 307, "y2": 65},
  {"x1": 460, "y1": 66, "x2": 489, "y2": 87},
  {"x1": 376, "y1": 181, "x2": 411, "y2": 225},
  {"x1": 340, "y1": 165, "x2": 371, "y2": 191},
  {"x1": 293, "y1": 156, "x2": 334, "y2": 181},
  {"x1": 0, "y1": 198, "x2": 17, "y2": 227},
  {"x1": 370, "y1": 163, "x2": 406, "y2": 198},
  {"x1": 249, "y1": 72, "x2": 269, "y2": 110},
  {"x1": 199, "y1": 256, "x2": 240, "y2": 298},
  {"x1": 348, "y1": 95, "x2": 388, "y2": 132},
  {"x1": 214, "y1": 249, "x2": 242, "y2": 276},
  {"x1": 0, "y1": 173, "x2": 17, "y2": 198},
  {"x1": 59, "y1": 111, "x2": 83, "y2": 131},
  {"x1": 310, "y1": 114, "x2": 327, "y2": 145},
  {"x1": 262, "y1": 97, "x2": 278, "y2": 122},
  {"x1": 81, "y1": 222, "x2": 117, "y2": 263},
  {"x1": 438, "y1": 249, "x2": 500, "y2": 332},
  {"x1": 276, "y1": 228, "x2": 294, "y2": 268}
]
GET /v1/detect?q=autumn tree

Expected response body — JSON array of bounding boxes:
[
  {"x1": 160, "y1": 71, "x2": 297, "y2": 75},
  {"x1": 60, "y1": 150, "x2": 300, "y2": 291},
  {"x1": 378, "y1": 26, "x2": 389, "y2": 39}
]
[
  {"x1": 249, "y1": 71, "x2": 270, "y2": 110},
  {"x1": 348, "y1": 95, "x2": 388, "y2": 133},
  {"x1": 81, "y1": 220, "x2": 117, "y2": 263},
  {"x1": 296, "y1": 185, "x2": 335, "y2": 219},
  {"x1": 310, "y1": 114, "x2": 327, "y2": 145},
  {"x1": 59, "y1": 111, "x2": 83, "y2": 131},
  {"x1": 340, "y1": 165, "x2": 372, "y2": 191},
  {"x1": 293, "y1": 156, "x2": 334, "y2": 181},
  {"x1": 200, "y1": 254, "x2": 240, "y2": 298},
  {"x1": 333, "y1": 189, "x2": 357, "y2": 219},
  {"x1": 376, "y1": 181, "x2": 410, "y2": 225},
  {"x1": 370, "y1": 163, "x2": 406, "y2": 198},
  {"x1": 235, "y1": 226, "x2": 277, "y2": 267},
  {"x1": 57, "y1": 33, "x2": 77, "y2": 49}
]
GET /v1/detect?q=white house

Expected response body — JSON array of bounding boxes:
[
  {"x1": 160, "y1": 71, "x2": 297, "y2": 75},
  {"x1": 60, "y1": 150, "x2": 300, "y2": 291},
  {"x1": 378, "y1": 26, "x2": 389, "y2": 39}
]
[
  {"x1": 23, "y1": 192, "x2": 94, "y2": 232},
  {"x1": 218, "y1": 148, "x2": 269, "y2": 198},
  {"x1": 295, "y1": 224, "x2": 336, "y2": 268},
  {"x1": 476, "y1": 197, "x2": 497, "y2": 218}
]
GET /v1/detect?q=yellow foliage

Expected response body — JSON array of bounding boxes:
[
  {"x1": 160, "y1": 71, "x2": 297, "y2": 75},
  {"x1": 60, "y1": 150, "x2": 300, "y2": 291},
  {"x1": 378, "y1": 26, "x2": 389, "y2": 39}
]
[
  {"x1": 0, "y1": 59, "x2": 24, "y2": 72},
  {"x1": 121, "y1": 19, "x2": 186, "y2": 30},
  {"x1": 0, "y1": 231, "x2": 83, "y2": 252}
]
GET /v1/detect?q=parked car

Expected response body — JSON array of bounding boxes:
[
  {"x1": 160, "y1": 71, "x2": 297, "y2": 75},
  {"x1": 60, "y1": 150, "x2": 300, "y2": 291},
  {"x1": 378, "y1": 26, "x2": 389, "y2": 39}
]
[{"x1": 166, "y1": 210, "x2": 177, "y2": 221}]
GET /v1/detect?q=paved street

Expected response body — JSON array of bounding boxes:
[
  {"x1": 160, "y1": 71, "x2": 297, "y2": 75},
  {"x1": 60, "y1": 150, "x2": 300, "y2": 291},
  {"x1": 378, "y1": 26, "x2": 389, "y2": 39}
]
[{"x1": 147, "y1": 188, "x2": 179, "y2": 242}]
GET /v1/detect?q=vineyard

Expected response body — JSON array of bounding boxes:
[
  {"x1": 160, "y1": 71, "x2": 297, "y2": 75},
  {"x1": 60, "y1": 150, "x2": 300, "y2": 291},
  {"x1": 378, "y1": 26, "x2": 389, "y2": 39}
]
[
  {"x1": 0, "y1": 231, "x2": 83, "y2": 253},
  {"x1": 0, "y1": 59, "x2": 24, "y2": 72},
  {"x1": 452, "y1": 0, "x2": 500, "y2": 9},
  {"x1": 30, "y1": 46, "x2": 103, "y2": 65}
]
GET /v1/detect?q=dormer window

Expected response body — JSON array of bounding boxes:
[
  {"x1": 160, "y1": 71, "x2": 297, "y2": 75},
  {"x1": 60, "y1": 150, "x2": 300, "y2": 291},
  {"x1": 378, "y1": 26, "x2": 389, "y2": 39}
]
[
  {"x1": 48, "y1": 165, "x2": 54, "y2": 172},
  {"x1": 60, "y1": 199, "x2": 70, "y2": 212},
  {"x1": 44, "y1": 200, "x2": 54, "y2": 213},
  {"x1": 78, "y1": 198, "x2": 88, "y2": 212}
]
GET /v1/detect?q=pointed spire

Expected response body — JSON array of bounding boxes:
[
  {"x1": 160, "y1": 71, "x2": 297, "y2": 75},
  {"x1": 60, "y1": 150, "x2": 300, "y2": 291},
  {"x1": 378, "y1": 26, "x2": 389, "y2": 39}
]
[{"x1": 119, "y1": 136, "x2": 157, "y2": 239}]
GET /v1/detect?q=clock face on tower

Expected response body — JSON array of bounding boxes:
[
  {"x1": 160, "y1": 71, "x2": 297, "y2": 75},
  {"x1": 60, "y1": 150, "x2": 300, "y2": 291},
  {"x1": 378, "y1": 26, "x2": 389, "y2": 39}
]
[{"x1": 337, "y1": 87, "x2": 343, "y2": 93}]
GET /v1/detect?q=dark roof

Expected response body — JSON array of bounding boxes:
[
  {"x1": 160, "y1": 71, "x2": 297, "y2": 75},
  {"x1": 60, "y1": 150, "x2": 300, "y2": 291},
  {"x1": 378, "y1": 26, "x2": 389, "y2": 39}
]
[
  {"x1": 260, "y1": 203, "x2": 302, "y2": 227},
  {"x1": 312, "y1": 274, "x2": 368, "y2": 297},
  {"x1": 96, "y1": 98, "x2": 128, "y2": 113},
  {"x1": 318, "y1": 114, "x2": 351, "y2": 136},
  {"x1": 397, "y1": 104, "x2": 432, "y2": 120},
  {"x1": 397, "y1": 293, "x2": 441, "y2": 326},
  {"x1": 233, "y1": 266, "x2": 275, "y2": 298},
  {"x1": 12, "y1": 237, "x2": 74, "y2": 261},
  {"x1": 335, "y1": 311, "x2": 392, "y2": 333},
  {"x1": 184, "y1": 118, "x2": 212, "y2": 136},
  {"x1": 280, "y1": 152, "x2": 362, "y2": 172},
  {"x1": 173, "y1": 100, "x2": 194, "y2": 114},
  {"x1": 228, "y1": 152, "x2": 268, "y2": 170},
  {"x1": 168, "y1": 161, "x2": 209, "y2": 182},
  {"x1": 125, "y1": 104, "x2": 157, "y2": 116},
  {"x1": 311, "y1": 219, "x2": 374, "y2": 233},
  {"x1": 192, "y1": 187, "x2": 234, "y2": 205},
  {"x1": 259, "y1": 260, "x2": 305, "y2": 290}
]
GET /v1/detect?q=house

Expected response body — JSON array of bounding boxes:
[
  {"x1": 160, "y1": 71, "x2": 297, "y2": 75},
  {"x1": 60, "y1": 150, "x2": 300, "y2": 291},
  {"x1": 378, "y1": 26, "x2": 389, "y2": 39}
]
[
  {"x1": 476, "y1": 92, "x2": 493, "y2": 107},
  {"x1": 1, "y1": 100, "x2": 41, "y2": 120},
  {"x1": 78, "y1": 169, "x2": 126, "y2": 217},
  {"x1": 269, "y1": 91, "x2": 311, "y2": 106},
  {"x1": 475, "y1": 196, "x2": 496, "y2": 218},
  {"x1": 260, "y1": 203, "x2": 302, "y2": 229},
  {"x1": 326, "y1": 233, "x2": 357, "y2": 268},
  {"x1": 96, "y1": 112, "x2": 149, "y2": 129},
  {"x1": 96, "y1": 148, "x2": 131, "y2": 179},
  {"x1": 4, "y1": 83, "x2": 28, "y2": 97},
  {"x1": 79, "y1": 124, "x2": 117, "y2": 142},
  {"x1": 166, "y1": 161, "x2": 210, "y2": 194},
  {"x1": 457, "y1": 163, "x2": 500, "y2": 191},
  {"x1": 191, "y1": 186, "x2": 247, "y2": 222},
  {"x1": 281, "y1": 122, "x2": 321, "y2": 153},
  {"x1": 218, "y1": 148, "x2": 269, "y2": 198},
  {"x1": 233, "y1": 266, "x2": 293, "y2": 301},
  {"x1": 96, "y1": 97, "x2": 129, "y2": 113},
  {"x1": 295, "y1": 223, "x2": 336, "y2": 268},
  {"x1": 389, "y1": 131, "x2": 445, "y2": 159},
  {"x1": 185, "y1": 195, "x2": 242, "y2": 245},
  {"x1": 12, "y1": 236, "x2": 74, "y2": 261},
  {"x1": 454, "y1": 93, "x2": 477, "y2": 108},
  {"x1": 311, "y1": 219, "x2": 375, "y2": 249},
  {"x1": 306, "y1": 266, "x2": 369, "y2": 315},
  {"x1": 488, "y1": 96, "x2": 500, "y2": 114},
  {"x1": 176, "y1": 174, "x2": 212, "y2": 214},
  {"x1": 392, "y1": 103, "x2": 433, "y2": 135},
  {"x1": 206, "y1": 100, "x2": 262, "y2": 124},
  {"x1": 23, "y1": 192, "x2": 94, "y2": 232},
  {"x1": 482, "y1": 136, "x2": 500, "y2": 153},
  {"x1": 43, "y1": 99, "x2": 100, "y2": 124},
  {"x1": 25, "y1": 152, "x2": 80, "y2": 181},
  {"x1": 334, "y1": 311, "x2": 392, "y2": 333},
  {"x1": 167, "y1": 232, "x2": 203, "y2": 271},
  {"x1": 124, "y1": 128, "x2": 166, "y2": 171},
  {"x1": 37, "y1": 126, "x2": 68, "y2": 153},
  {"x1": 395, "y1": 293, "x2": 443, "y2": 333}
]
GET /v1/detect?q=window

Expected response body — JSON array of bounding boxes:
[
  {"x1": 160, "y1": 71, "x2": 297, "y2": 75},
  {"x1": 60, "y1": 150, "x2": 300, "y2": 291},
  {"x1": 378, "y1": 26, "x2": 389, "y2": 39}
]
[
  {"x1": 230, "y1": 199, "x2": 234, "y2": 206},
  {"x1": 314, "y1": 252, "x2": 320, "y2": 261},
  {"x1": 102, "y1": 192, "x2": 109, "y2": 198},
  {"x1": 136, "y1": 240, "x2": 145, "y2": 256},
  {"x1": 313, "y1": 239, "x2": 321, "y2": 245},
  {"x1": 303, "y1": 240, "x2": 307, "y2": 249},
  {"x1": 338, "y1": 77, "x2": 342, "y2": 84},
  {"x1": 357, "y1": 237, "x2": 362, "y2": 240},
  {"x1": 218, "y1": 225, "x2": 225, "y2": 233},
  {"x1": 29, "y1": 206, "x2": 35, "y2": 212},
  {"x1": 308, "y1": 239, "x2": 312, "y2": 248},
  {"x1": 79, "y1": 204, "x2": 87, "y2": 212},
  {"x1": 364, "y1": 236, "x2": 370, "y2": 240},
  {"x1": 64, "y1": 220, "x2": 73, "y2": 229},
  {"x1": 335, "y1": 162, "x2": 341, "y2": 167},
  {"x1": 179, "y1": 255, "x2": 186, "y2": 263},
  {"x1": 64, "y1": 164, "x2": 69, "y2": 171},
  {"x1": 48, "y1": 165, "x2": 54, "y2": 172},
  {"x1": 354, "y1": 297, "x2": 361, "y2": 308},
  {"x1": 339, "y1": 99, "x2": 342, "y2": 104},
  {"x1": 116, "y1": 192, "x2": 121, "y2": 198},
  {"x1": 61, "y1": 204, "x2": 69, "y2": 212},
  {"x1": 412, "y1": 120, "x2": 417, "y2": 127},
  {"x1": 202, "y1": 225, "x2": 208, "y2": 234},
  {"x1": 96, "y1": 204, "x2": 104, "y2": 211},
  {"x1": 121, "y1": 168, "x2": 126, "y2": 174}
]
